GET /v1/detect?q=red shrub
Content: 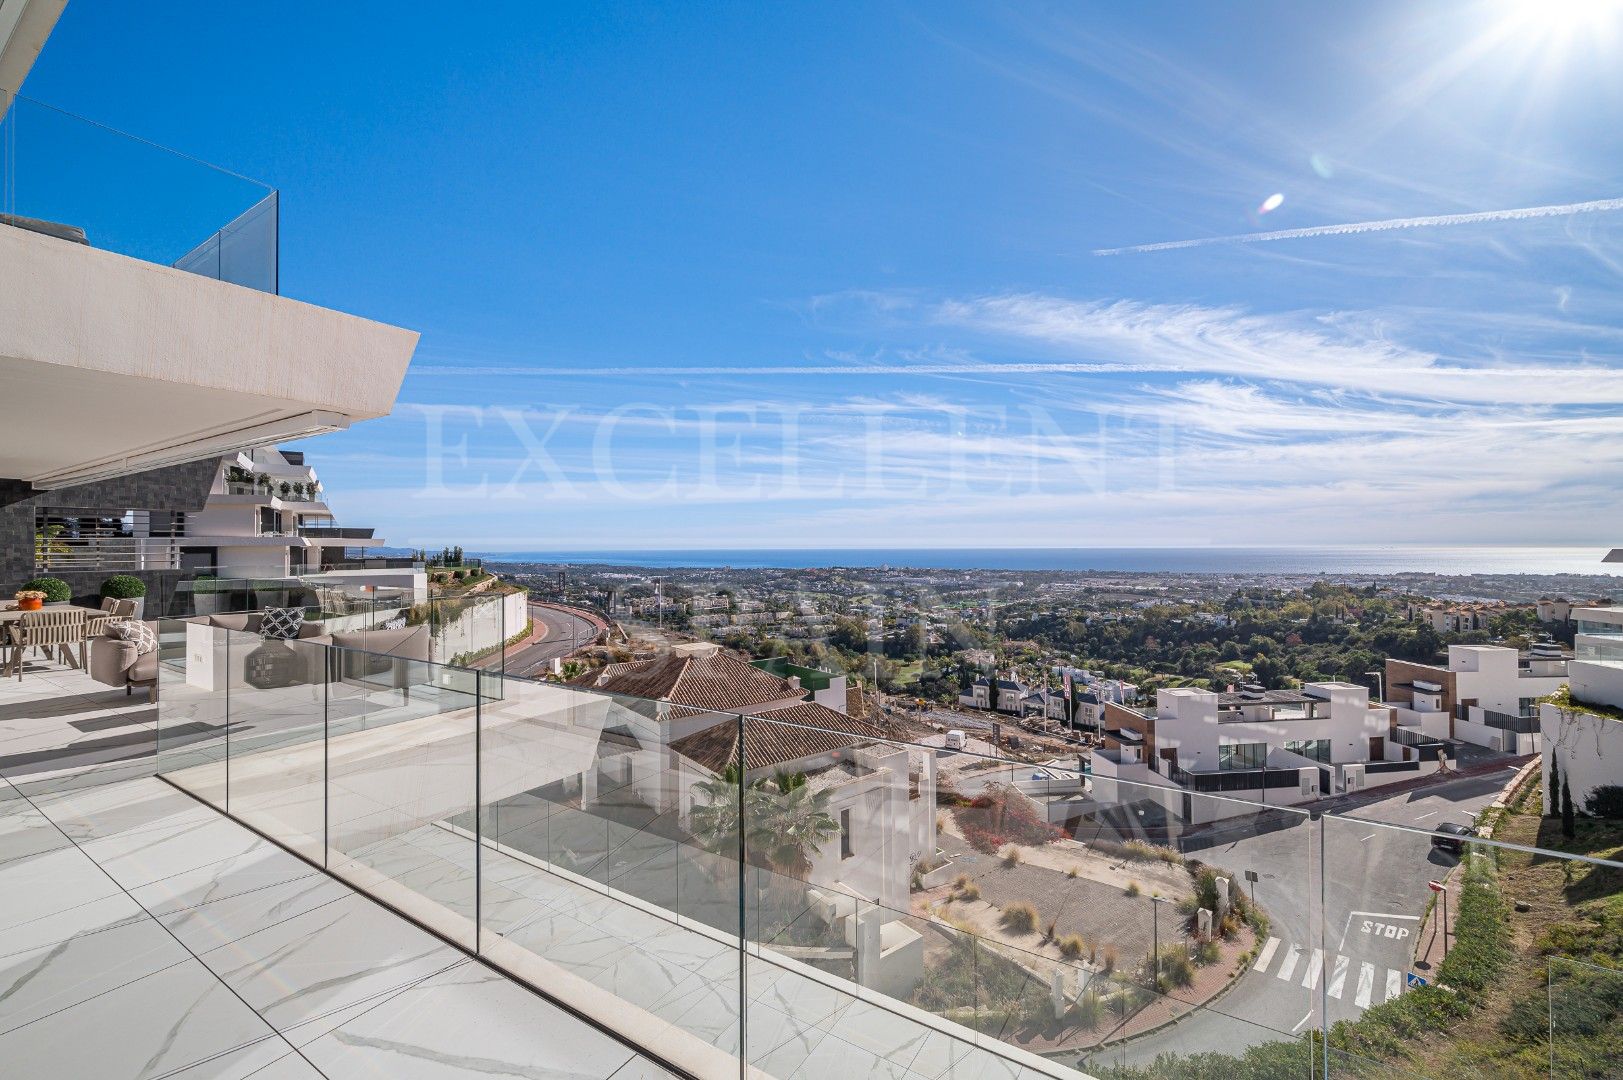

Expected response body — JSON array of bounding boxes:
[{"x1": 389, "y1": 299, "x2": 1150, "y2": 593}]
[{"x1": 953, "y1": 784, "x2": 1063, "y2": 854}]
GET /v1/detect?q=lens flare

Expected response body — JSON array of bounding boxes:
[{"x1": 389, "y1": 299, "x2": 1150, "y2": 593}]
[
  {"x1": 1258, "y1": 192, "x2": 1285, "y2": 214},
  {"x1": 1309, "y1": 154, "x2": 1334, "y2": 179}
]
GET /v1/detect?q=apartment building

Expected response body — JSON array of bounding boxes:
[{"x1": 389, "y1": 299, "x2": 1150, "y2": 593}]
[
  {"x1": 176, "y1": 447, "x2": 426, "y2": 598},
  {"x1": 1, "y1": 0, "x2": 416, "y2": 610},
  {"x1": 1092, "y1": 681, "x2": 1405, "y2": 823},
  {"x1": 1385, "y1": 642, "x2": 1569, "y2": 753}
]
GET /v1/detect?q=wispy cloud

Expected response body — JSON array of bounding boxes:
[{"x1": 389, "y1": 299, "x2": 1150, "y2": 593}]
[{"x1": 1093, "y1": 196, "x2": 1623, "y2": 256}]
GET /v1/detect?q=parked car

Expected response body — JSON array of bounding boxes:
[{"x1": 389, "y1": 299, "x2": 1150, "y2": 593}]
[{"x1": 1431, "y1": 821, "x2": 1477, "y2": 854}]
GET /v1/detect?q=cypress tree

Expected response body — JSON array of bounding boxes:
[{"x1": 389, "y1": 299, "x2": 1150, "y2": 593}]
[
  {"x1": 1561, "y1": 759, "x2": 1577, "y2": 840},
  {"x1": 1548, "y1": 755, "x2": 1562, "y2": 819}
]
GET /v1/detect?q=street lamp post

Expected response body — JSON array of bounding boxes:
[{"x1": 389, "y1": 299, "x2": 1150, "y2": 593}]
[{"x1": 1150, "y1": 894, "x2": 1173, "y2": 991}]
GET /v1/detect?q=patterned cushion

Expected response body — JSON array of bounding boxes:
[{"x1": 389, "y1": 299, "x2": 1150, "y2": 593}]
[
  {"x1": 260, "y1": 607, "x2": 305, "y2": 641},
  {"x1": 110, "y1": 620, "x2": 157, "y2": 655}
]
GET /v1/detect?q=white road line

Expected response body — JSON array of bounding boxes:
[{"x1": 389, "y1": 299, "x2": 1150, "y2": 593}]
[
  {"x1": 1355, "y1": 962, "x2": 1376, "y2": 1008},
  {"x1": 1277, "y1": 944, "x2": 1302, "y2": 982},
  {"x1": 1385, "y1": 968, "x2": 1403, "y2": 1003},
  {"x1": 1291, "y1": 1009, "x2": 1314, "y2": 1033},
  {"x1": 1326, "y1": 954, "x2": 1350, "y2": 1000},
  {"x1": 1360, "y1": 832, "x2": 1378, "y2": 842},
  {"x1": 1413, "y1": 810, "x2": 1439, "y2": 821},
  {"x1": 1255, "y1": 936, "x2": 1280, "y2": 972},
  {"x1": 1301, "y1": 948, "x2": 1324, "y2": 989}
]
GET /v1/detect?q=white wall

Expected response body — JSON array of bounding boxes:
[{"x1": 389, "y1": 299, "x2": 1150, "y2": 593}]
[{"x1": 1541, "y1": 695, "x2": 1623, "y2": 815}]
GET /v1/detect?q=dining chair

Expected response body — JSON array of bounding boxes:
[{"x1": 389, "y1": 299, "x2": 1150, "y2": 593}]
[
  {"x1": 8, "y1": 609, "x2": 88, "y2": 679},
  {"x1": 86, "y1": 598, "x2": 137, "y2": 640}
]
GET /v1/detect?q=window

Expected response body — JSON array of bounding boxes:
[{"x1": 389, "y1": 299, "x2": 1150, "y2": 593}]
[
  {"x1": 1218, "y1": 741, "x2": 1267, "y2": 771},
  {"x1": 839, "y1": 809, "x2": 853, "y2": 859},
  {"x1": 1284, "y1": 738, "x2": 1331, "y2": 763},
  {"x1": 1518, "y1": 697, "x2": 1541, "y2": 717}
]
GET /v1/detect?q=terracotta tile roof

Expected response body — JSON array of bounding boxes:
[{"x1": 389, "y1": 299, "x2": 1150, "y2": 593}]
[
  {"x1": 670, "y1": 701, "x2": 890, "y2": 775},
  {"x1": 571, "y1": 648, "x2": 798, "y2": 712}
]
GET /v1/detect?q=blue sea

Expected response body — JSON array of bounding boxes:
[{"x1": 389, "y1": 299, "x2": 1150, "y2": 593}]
[{"x1": 475, "y1": 546, "x2": 1623, "y2": 576}]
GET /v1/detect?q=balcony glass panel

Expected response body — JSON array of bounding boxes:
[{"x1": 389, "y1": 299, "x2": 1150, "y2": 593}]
[
  {"x1": 324, "y1": 649, "x2": 484, "y2": 950},
  {"x1": 474, "y1": 676, "x2": 746, "y2": 1078},
  {"x1": 0, "y1": 96, "x2": 277, "y2": 291}
]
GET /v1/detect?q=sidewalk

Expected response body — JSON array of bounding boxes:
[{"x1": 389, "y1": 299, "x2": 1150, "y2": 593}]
[{"x1": 1411, "y1": 867, "x2": 1461, "y2": 979}]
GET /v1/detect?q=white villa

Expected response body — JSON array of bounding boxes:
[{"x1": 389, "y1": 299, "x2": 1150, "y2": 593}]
[{"x1": 1093, "y1": 681, "x2": 1413, "y2": 823}]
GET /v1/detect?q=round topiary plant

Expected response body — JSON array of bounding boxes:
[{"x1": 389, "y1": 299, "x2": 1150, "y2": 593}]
[
  {"x1": 20, "y1": 576, "x2": 72, "y2": 603},
  {"x1": 99, "y1": 574, "x2": 147, "y2": 600}
]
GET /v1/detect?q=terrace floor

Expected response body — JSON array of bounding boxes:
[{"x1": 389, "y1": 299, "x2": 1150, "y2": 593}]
[{"x1": 0, "y1": 664, "x2": 678, "y2": 1080}]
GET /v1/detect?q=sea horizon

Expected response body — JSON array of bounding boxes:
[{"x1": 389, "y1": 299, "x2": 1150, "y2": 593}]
[{"x1": 470, "y1": 544, "x2": 1623, "y2": 576}]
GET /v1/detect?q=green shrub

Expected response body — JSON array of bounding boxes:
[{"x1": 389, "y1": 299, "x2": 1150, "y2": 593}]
[
  {"x1": 1149, "y1": 946, "x2": 1195, "y2": 989},
  {"x1": 98, "y1": 574, "x2": 147, "y2": 599},
  {"x1": 19, "y1": 577, "x2": 71, "y2": 603},
  {"x1": 1058, "y1": 933, "x2": 1086, "y2": 959},
  {"x1": 1583, "y1": 785, "x2": 1623, "y2": 819},
  {"x1": 1000, "y1": 901, "x2": 1039, "y2": 934}
]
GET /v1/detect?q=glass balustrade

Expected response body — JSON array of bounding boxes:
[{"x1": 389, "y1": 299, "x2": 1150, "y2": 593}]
[{"x1": 152, "y1": 649, "x2": 1623, "y2": 1080}]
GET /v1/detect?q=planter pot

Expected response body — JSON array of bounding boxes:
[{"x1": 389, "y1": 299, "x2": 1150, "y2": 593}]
[{"x1": 16, "y1": 597, "x2": 42, "y2": 611}]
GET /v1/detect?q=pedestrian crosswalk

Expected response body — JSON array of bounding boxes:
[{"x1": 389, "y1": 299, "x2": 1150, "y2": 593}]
[{"x1": 1252, "y1": 936, "x2": 1408, "y2": 1012}]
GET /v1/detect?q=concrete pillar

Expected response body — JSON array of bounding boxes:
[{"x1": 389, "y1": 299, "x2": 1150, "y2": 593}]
[
  {"x1": 1197, "y1": 908, "x2": 1213, "y2": 942},
  {"x1": 1051, "y1": 969, "x2": 1066, "y2": 1020},
  {"x1": 853, "y1": 906, "x2": 885, "y2": 989},
  {"x1": 1214, "y1": 877, "x2": 1231, "y2": 925}
]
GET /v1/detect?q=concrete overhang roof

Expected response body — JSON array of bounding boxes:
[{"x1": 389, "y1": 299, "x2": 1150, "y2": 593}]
[
  {"x1": 0, "y1": 223, "x2": 418, "y2": 488},
  {"x1": 0, "y1": 0, "x2": 65, "y2": 118}
]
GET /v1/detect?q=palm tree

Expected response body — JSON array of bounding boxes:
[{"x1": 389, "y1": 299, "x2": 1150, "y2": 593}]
[
  {"x1": 689, "y1": 768, "x2": 839, "y2": 880},
  {"x1": 750, "y1": 783, "x2": 840, "y2": 879}
]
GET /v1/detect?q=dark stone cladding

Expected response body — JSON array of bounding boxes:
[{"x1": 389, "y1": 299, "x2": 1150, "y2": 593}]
[{"x1": 1, "y1": 459, "x2": 218, "y2": 611}]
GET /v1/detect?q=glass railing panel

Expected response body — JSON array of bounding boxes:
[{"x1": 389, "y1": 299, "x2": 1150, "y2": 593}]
[
  {"x1": 475, "y1": 676, "x2": 745, "y2": 1079},
  {"x1": 0, "y1": 96, "x2": 277, "y2": 291},
  {"x1": 154, "y1": 618, "x2": 229, "y2": 810},
  {"x1": 738, "y1": 717, "x2": 1317, "y2": 1078},
  {"x1": 323, "y1": 648, "x2": 483, "y2": 950},
  {"x1": 1317, "y1": 804, "x2": 1623, "y2": 1080},
  {"x1": 220, "y1": 629, "x2": 328, "y2": 862}
]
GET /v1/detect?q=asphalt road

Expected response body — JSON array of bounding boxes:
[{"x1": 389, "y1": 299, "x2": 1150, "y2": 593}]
[
  {"x1": 1098, "y1": 762, "x2": 1518, "y2": 1067},
  {"x1": 501, "y1": 602, "x2": 600, "y2": 677}
]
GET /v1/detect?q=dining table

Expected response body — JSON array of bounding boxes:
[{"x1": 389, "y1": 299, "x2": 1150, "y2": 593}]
[{"x1": 0, "y1": 603, "x2": 110, "y2": 672}]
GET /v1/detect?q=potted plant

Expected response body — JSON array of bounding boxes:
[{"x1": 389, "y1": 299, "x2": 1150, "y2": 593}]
[
  {"x1": 14, "y1": 589, "x2": 47, "y2": 612},
  {"x1": 99, "y1": 574, "x2": 148, "y2": 620},
  {"x1": 19, "y1": 576, "x2": 72, "y2": 605}
]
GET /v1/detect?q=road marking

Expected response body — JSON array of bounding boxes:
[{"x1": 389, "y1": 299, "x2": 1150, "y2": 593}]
[
  {"x1": 1385, "y1": 967, "x2": 1403, "y2": 1003},
  {"x1": 1301, "y1": 948, "x2": 1324, "y2": 989},
  {"x1": 1277, "y1": 944, "x2": 1302, "y2": 982},
  {"x1": 1291, "y1": 1009, "x2": 1314, "y2": 1033},
  {"x1": 1255, "y1": 936, "x2": 1280, "y2": 972},
  {"x1": 1339, "y1": 910, "x2": 1422, "y2": 951},
  {"x1": 1326, "y1": 954, "x2": 1350, "y2": 1000},
  {"x1": 1355, "y1": 962, "x2": 1376, "y2": 1008},
  {"x1": 1413, "y1": 810, "x2": 1439, "y2": 822},
  {"x1": 1360, "y1": 832, "x2": 1378, "y2": 842}
]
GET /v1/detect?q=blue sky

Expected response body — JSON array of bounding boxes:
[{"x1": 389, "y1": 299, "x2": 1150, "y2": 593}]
[{"x1": 26, "y1": 1, "x2": 1623, "y2": 551}]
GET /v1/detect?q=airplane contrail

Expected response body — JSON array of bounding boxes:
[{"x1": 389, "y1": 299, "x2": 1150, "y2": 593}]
[
  {"x1": 414, "y1": 362, "x2": 1155, "y2": 377},
  {"x1": 1093, "y1": 196, "x2": 1623, "y2": 256}
]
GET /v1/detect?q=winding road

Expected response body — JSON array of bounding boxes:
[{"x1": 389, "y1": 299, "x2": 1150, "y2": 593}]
[{"x1": 500, "y1": 602, "x2": 603, "y2": 677}]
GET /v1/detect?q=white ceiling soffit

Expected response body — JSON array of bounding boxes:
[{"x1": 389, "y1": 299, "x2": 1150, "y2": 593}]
[{"x1": 0, "y1": 0, "x2": 67, "y2": 117}]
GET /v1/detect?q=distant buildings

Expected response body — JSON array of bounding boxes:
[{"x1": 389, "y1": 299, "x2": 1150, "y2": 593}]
[
  {"x1": 1385, "y1": 642, "x2": 1568, "y2": 754},
  {"x1": 1092, "y1": 681, "x2": 1407, "y2": 823}
]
